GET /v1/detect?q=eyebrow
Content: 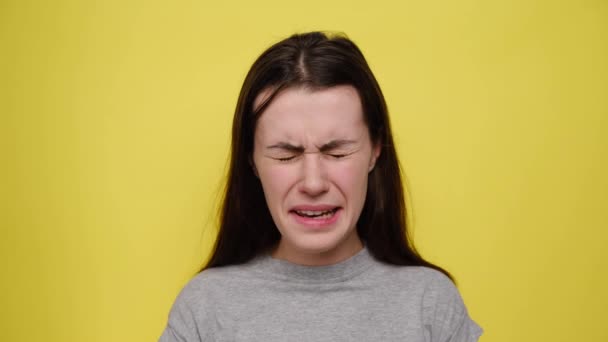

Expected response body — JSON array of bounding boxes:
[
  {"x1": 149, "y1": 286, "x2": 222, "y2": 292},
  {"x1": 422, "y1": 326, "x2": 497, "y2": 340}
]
[{"x1": 266, "y1": 139, "x2": 358, "y2": 153}]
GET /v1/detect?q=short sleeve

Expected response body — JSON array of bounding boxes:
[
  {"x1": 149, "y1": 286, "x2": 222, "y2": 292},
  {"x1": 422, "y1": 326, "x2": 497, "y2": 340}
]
[
  {"x1": 421, "y1": 270, "x2": 483, "y2": 342},
  {"x1": 158, "y1": 279, "x2": 211, "y2": 342}
]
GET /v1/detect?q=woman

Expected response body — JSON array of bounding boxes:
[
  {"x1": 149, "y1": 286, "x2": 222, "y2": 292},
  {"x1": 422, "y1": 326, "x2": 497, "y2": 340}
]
[{"x1": 159, "y1": 31, "x2": 482, "y2": 341}]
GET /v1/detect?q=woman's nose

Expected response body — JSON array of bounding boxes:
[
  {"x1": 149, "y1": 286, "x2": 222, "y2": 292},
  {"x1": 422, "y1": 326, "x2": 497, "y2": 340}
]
[{"x1": 298, "y1": 153, "x2": 329, "y2": 196}]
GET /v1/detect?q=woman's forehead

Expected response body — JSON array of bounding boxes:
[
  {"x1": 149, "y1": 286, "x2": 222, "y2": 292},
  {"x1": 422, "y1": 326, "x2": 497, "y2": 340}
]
[
  {"x1": 254, "y1": 85, "x2": 362, "y2": 115},
  {"x1": 254, "y1": 85, "x2": 366, "y2": 139}
]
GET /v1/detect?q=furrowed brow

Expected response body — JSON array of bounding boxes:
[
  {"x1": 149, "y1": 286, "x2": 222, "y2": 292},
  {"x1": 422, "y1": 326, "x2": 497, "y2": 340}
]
[
  {"x1": 318, "y1": 139, "x2": 357, "y2": 152},
  {"x1": 266, "y1": 142, "x2": 305, "y2": 153}
]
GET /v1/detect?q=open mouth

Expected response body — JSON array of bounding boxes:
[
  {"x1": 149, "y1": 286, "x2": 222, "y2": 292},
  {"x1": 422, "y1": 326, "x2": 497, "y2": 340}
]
[{"x1": 292, "y1": 207, "x2": 340, "y2": 219}]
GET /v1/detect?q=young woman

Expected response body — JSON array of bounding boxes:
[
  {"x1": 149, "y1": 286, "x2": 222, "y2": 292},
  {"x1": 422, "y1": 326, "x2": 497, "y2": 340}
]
[{"x1": 159, "y1": 31, "x2": 483, "y2": 342}]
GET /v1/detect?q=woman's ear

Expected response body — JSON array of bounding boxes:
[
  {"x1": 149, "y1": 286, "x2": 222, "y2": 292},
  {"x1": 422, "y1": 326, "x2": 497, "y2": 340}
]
[{"x1": 368, "y1": 142, "x2": 381, "y2": 172}]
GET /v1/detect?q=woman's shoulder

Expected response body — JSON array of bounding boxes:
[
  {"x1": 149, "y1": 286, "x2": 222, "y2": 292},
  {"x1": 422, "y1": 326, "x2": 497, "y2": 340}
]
[
  {"x1": 374, "y1": 263, "x2": 483, "y2": 340},
  {"x1": 163, "y1": 261, "x2": 257, "y2": 325},
  {"x1": 376, "y1": 264, "x2": 460, "y2": 303},
  {"x1": 371, "y1": 262, "x2": 455, "y2": 288},
  {"x1": 180, "y1": 261, "x2": 259, "y2": 296},
  {"x1": 389, "y1": 266, "x2": 483, "y2": 340},
  {"x1": 160, "y1": 261, "x2": 263, "y2": 341}
]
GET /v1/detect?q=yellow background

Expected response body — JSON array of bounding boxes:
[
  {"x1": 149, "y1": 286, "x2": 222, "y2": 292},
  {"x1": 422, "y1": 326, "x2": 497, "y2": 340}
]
[{"x1": 2, "y1": 0, "x2": 607, "y2": 341}]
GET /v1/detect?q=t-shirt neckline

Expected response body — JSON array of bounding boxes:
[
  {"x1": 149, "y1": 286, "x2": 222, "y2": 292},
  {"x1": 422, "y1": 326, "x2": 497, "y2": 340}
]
[{"x1": 252, "y1": 246, "x2": 375, "y2": 284}]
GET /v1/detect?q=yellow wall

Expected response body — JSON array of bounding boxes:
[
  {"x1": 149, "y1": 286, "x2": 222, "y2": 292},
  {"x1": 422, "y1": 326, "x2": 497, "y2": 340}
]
[{"x1": 2, "y1": 1, "x2": 606, "y2": 341}]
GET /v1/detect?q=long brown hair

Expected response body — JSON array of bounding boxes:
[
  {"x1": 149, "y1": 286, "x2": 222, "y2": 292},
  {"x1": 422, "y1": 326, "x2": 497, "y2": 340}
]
[{"x1": 204, "y1": 31, "x2": 452, "y2": 281}]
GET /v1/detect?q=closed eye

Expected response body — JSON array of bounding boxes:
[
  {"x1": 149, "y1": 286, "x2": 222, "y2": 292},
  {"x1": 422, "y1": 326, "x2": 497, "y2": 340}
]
[
  {"x1": 270, "y1": 151, "x2": 353, "y2": 162},
  {"x1": 274, "y1": 156, "x2": 297, "y2": 162},
  {"x1": 327, "y1": 150, "x2": 357, "y2": 159}
]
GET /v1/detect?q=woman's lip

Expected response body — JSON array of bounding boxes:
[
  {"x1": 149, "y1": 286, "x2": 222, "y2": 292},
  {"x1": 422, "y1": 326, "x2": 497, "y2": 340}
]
[
  {"x1": 290, "y1": 204, "x2": 340, "y2": 211},
  {"x1": 290, "y1": 208, "x2": 341, "y2": 228}
]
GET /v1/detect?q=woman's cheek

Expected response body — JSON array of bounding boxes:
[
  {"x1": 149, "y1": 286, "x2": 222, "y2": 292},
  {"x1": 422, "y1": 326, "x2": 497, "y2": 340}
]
[
  {"x1": 332, "y1": 160, "x2": 368, "y2": 193},
  {"x1": 262, "y1": 165, "x2": 296, "y2": 197}
]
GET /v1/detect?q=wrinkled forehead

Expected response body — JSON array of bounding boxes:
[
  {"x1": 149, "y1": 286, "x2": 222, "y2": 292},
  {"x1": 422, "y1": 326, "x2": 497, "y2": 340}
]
[{"x1": 252, "y1": 85, "x2": 368, "y2": 144}]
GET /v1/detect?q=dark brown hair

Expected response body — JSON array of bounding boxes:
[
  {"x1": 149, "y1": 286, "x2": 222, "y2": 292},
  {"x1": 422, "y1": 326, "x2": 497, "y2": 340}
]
[{"x1": 204, "y1": 31, "x2": 452, "y2": 281}]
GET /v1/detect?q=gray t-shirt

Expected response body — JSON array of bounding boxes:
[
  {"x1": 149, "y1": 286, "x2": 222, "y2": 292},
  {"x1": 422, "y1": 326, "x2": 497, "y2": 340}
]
[{"x1": 159, "y1": 247, "x2": 483, "y2": 341}]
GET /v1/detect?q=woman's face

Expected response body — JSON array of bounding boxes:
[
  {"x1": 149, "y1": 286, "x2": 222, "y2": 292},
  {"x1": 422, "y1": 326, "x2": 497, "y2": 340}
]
[{"x1": 252, "y1": 85, "x2": 380, "y2": 266}]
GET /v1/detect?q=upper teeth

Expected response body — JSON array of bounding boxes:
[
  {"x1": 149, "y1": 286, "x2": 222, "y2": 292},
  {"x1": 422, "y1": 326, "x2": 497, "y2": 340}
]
[{"x1": 295, "y1": 209, "x2": 333, "y2": 216}]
